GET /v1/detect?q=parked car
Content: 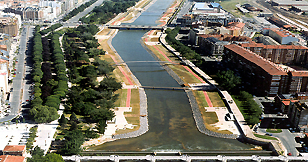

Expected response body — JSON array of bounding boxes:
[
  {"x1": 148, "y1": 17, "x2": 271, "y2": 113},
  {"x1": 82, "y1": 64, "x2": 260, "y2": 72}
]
[{"x1": 265, "y1": 133, "x2": 273, "y2": 136}]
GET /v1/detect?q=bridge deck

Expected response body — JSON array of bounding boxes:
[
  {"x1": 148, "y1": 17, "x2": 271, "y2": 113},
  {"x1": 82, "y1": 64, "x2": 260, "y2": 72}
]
[{"x1": 107, "y1": 25, "x2": 164, "y2": 30}]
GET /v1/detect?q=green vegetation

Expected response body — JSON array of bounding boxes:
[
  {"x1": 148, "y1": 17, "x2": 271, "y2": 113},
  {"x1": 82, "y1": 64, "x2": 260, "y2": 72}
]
[
  {"x1": 266, "y1": 128, "x2": 282, "y2": 133},
  {"x1": 39, "y1": 23, "x2": 63, "y2": 35},
  {"x1": 254, "y1": 133, "x2": 278, "y2": 140},
  {"x1": 51, "y1": 25, "x2": 121, "y2": 155},
  {"x1": 233, "y1": 91, "x2": 262, "y2": 125},
  {"x1": 27, "y1": 146, "x2": 64, "y2": 162},
  {"x1": 80, "y1": 0, "x2": 139, "y2": 24},
  {"x1": 165, "y1": 27, "x2": 202, "y2": 64},
  {"x1": 62, "y1": 0, "x2": 98, "y2": 22},
  {"x1": 30, "y1": 26, "x2": 60, "y2": 123},
  {"x1": 26, "y1": 126, "x2": 38, "y2": 151},
  {"x1": 216, "y1": 70, "x2": 241, "y2": 92}
]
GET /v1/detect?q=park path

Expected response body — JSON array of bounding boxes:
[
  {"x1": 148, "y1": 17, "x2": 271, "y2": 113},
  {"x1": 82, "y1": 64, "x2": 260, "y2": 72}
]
[{"x1": 107, "y1": 54, "x2": 132, "y2": 107}]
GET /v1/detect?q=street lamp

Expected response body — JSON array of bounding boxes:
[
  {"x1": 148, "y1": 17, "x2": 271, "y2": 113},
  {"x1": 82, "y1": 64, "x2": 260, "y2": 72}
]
[{"x1": 272, "y1": 119, "x2": 280, "y2": 129}]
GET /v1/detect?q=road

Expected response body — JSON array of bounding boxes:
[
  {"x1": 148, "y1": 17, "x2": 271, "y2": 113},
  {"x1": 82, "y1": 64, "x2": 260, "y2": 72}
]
[
  {"x1": 66, "y1": 0, "x2": 105, "y2": 24},
  {"x1": 0, "y1": 26, "x2": 33, "y2": 123},
  {"x1": 258, "y1": 128, "x2": 300, "y2": 156}
]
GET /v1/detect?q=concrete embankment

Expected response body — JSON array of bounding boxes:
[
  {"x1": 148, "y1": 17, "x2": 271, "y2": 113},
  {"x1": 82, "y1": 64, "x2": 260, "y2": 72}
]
[
  {"x1": 105, "y1": 27, "x2": 149, "y2": 140},
  {"x1": 158, "y1": 32, "x2": 285, "y2": 154}
]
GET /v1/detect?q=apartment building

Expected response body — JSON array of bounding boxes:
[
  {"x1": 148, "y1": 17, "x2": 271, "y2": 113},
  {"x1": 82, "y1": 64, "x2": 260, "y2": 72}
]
[
  {"x1": 289, "y1": 71, "x2": 308, "y2": 94},
  {"x1": 198, "y1": 34, "x2": 252, "y2": 55},
  {"x1": 224, "y1": 44, "x2": 289, "y2": 96},
  {"x1": 0, "y1": 16, "x2": 19, "y2": 37},
  {"x1": 288, "y1": 99, "x2": 308, "y2": 132},
  {"x1": 240, "y1": 43, "x2": 308, "y2": 65}
]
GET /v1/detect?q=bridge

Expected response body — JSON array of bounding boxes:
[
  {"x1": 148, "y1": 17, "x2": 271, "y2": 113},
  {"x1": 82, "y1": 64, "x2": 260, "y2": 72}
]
[
  {"x1": 140, "y1": 86, "x2": 188, "y2": 90},
  {"x1": 113, "y1": 60, "x2": 181, "y2": 66},
  {"x1": 63, "y1": 154, "x2": 308, "y2": 162},
  {"x1": 107, "y1": 24, "x2": 164, "y2": 30}
]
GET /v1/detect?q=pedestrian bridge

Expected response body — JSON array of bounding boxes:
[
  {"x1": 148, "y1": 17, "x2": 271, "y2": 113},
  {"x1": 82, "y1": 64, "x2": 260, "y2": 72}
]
[
  {"x1": 63, "y1": 154, "x2": 307, "y2": 162},
  {"x1": 107, "y1": 24, "x2": 164, "y2": 30},
  {"x1": 113, "y1": 60, "x2": 181, "y2": 66}
]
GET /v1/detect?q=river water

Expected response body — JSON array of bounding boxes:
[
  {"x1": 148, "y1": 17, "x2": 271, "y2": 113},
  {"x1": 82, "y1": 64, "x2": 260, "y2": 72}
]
[{"x1": 92, "y1": 0, "x2": 251, "y2": 151}]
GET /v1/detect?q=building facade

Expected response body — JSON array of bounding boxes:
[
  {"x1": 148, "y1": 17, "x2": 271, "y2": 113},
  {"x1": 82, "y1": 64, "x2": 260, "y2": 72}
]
[{"x1": 224, "y1": 44, "x2": 289, "y2": 96}]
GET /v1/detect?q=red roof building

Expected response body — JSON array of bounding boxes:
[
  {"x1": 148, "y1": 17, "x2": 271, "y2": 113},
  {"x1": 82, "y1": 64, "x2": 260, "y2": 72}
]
[
  {"x1": 224, "y1": 44, "x2": 289, "y2": 96},
  {"x1": 0, "y1": 155, "x2": 26, "y2": 162},
  {"x1": 3, "y1": 145, "x2": 26, "y2": 157}
]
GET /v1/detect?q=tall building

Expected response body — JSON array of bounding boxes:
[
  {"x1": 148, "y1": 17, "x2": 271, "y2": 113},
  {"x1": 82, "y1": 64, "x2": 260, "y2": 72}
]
[
  {"x1": 224, "y1": 44, "x2": 289, "y2": 96},
  {"x1": 240, "y1": 43, "x2": 308, "y2": 65}
]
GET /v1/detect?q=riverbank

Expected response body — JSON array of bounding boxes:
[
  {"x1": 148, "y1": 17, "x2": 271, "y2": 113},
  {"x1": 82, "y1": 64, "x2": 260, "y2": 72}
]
[{"x1": 83, "y1": 0, "x2": 154, "y2": 148}]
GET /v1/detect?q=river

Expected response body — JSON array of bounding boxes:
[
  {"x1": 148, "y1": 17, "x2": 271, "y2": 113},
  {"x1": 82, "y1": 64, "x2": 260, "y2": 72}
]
[{"x1": 91, "y1": 0, "x2": 252, "y2": 151}]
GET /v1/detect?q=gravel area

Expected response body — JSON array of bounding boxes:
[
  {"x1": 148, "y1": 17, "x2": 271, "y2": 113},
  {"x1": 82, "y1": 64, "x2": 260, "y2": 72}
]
[{"x1": 186, "y1": 90, "x2": 238, "y2": 139}]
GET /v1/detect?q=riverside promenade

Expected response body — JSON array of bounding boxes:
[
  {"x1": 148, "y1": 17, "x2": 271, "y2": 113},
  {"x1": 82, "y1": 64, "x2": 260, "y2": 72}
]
[{"x1": 158, "y1": 33, "x2": 287, "y2": 155}]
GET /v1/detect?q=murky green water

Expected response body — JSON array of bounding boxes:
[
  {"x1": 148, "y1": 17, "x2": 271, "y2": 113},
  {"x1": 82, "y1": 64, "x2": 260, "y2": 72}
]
[{"x1": 92, "y1": 0, "x2": 252, "y2": 151}]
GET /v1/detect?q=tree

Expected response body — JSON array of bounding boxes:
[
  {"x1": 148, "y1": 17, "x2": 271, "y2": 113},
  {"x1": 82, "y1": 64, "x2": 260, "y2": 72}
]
[
  {"x1": 96, "y1": 120, "x2": 107, "y2": 134},
  {"x1": 30, "y1": 105, "x2": 59, "y2": 123},
  {"x1": 216, "y1": 70, "x2": 241, "y2": 91},
  {"x1": 58, "y1": 114, "x2": 68, "y2": 127},
  {"x1": 61, "y1": 129, "x2": 84, "y2": 155},
  {"x1": 31, "y1": 146, "x2": 44, "y2": 157},
  {"x1": 69, "y1": 121, "x2": 78, "y2": 131},
  {"x1": 98, "y1": 77, "x2": 122, "y2": 92},
  {"x1": 27, "y1": 146, "x2": 45, "y2": 162},
  {"x1": 44, "y1": 153, "x2": 65, "y2": 162},
  {"x1": 70, "y1": 112, "x2": 78, "y2": 123}
]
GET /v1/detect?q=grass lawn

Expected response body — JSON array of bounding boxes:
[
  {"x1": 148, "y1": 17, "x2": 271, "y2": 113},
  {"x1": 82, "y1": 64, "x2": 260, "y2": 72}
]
[
  {"x1": 266, "y1": 128, "x2": 282, "y2": 133},
  {"x1": 207, "y1": 91, "x2": 225, "y2": 107},
  {"x1": 193, "y1": 90, "x2": 232, "y2": 134},
  {"x1": 219, "y1": 0, "x2": 254, "y2": 18},
  {"x1": 114, "y1": 89, "x2": 128, "y2": 107},
  {"x1": 254, "y1": 133, "x2": 278, "y2": 140},
  {"x1": 147, "y1": 44, "x2": 202, "y2": 84},
  {"x1": 115, "y1": 89, "x2": 140, "y2": 134},
  {"x1": 193, "y1": 90, "x2": 209, "y2": 108}
]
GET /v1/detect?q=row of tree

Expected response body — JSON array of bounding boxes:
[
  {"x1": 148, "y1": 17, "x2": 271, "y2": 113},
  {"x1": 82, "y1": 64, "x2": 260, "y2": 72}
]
[
  {"x1": 58, "y1": 25, "x2": 121, "y2": 155},
  {"x1": 39, "y1": 23, "x2": 63, "y2": 35},
  {"x1": 79, "y1": 0, "x2": 139, "y2": 24},
  {"x1": 165, "y1": 27, "x2": 202, "y2": 65},
  {"x1": 235, "y1": 91, "x2": 262, "y2": 125},
  {"x1": 30, "y1": 27, "x2": 59, "y2": 123},
  {"x1": 30, "y1": 27, "x2": 69, "y2": 123},
  {"x1": 62, "y1": 0, "x2": 98, "y2": 22}
]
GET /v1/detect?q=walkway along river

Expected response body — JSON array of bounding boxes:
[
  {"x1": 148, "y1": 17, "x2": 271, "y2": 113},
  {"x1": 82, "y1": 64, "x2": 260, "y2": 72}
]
[{"x1": 91, "y1": 0, "x2": 253, "y2": 151}]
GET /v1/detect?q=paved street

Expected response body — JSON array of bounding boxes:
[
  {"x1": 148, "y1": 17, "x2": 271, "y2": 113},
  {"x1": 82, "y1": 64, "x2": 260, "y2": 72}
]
[
  {"x1": 0, "y1": 25, "x2": 33, "y2": 123},
  {"x1": 66, "y1": 0, "x2": 105, "y2": 24},
  {"x1": 258, "y1": 128, "x2": 300, "y2": 156}
]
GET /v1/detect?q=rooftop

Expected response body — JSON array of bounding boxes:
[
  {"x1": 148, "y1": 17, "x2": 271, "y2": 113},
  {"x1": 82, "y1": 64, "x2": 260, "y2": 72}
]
[
  {"x1": 3, "y1": 145, "x2": 26, "y2": 152},
  {"x1": 272, "y1": 0, "x2": 308, "y2": 6},
  {"x1": 224, "y1": 44, "x2": 288, "y2": 76},
  {"x1": 270, "y1": 28, "x2": 295, "y2": 38},
  {"x1": 227, "y1": 22, "x2": 245, "y2": 28},
  {"x1": 0, "y1": 155, "x2": 25, "y2": 162},
  {"x1": 291, "y1": 71, "x2": 308, "y2": 77}
]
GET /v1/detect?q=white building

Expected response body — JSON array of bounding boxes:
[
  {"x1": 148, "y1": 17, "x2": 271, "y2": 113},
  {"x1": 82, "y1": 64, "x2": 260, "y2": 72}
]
[
  {"x1": 39, "y1": 0, "x2": 62, "y2": 20},
  {"x1": 269, "y1": 28, "x2": 299, "y2": 44}
]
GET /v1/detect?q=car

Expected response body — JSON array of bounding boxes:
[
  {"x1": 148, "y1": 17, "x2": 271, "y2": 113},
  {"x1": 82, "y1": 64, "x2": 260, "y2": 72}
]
[
  {"x1": 5, "y1": 114, "x2": 9, "y2": 116},
  {"x1": 287, "y1": 153, "x2": 292, "y2": 156},
  {"x1": 277, "y1": 112, "x2": 283, "y2": 116},
  {"x1": 265, "y1": 133, "x2": 273, "y2": 136}
]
